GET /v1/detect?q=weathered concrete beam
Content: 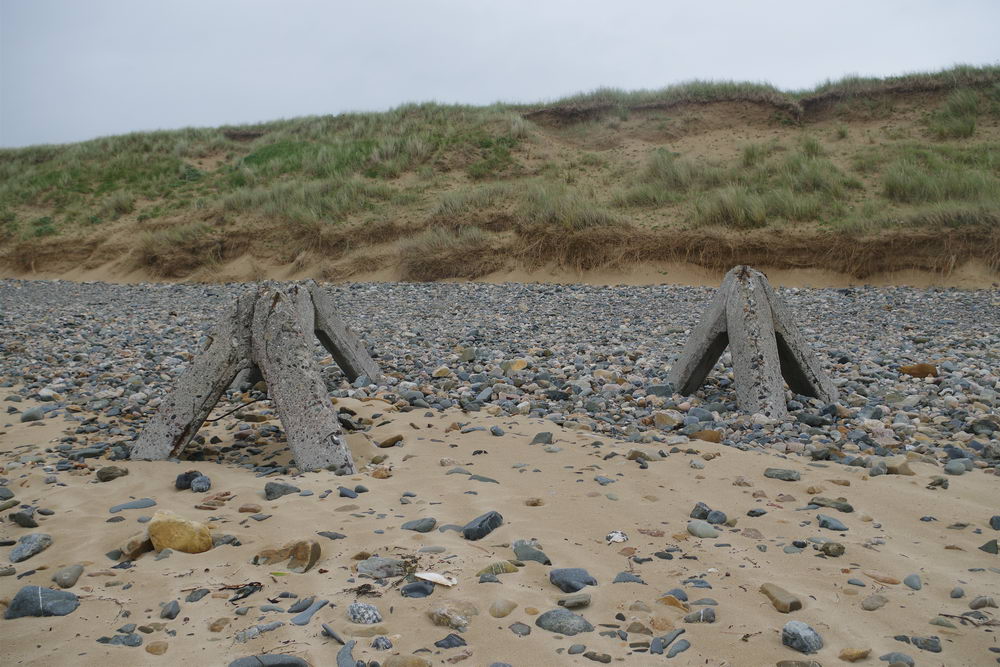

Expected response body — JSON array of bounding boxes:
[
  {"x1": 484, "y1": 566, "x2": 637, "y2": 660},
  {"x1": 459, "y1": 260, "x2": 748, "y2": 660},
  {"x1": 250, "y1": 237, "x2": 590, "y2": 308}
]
[
  {"x1": 132, "y1": 281, "x2": 377, "y2": 473},
  {"x1": 668, "y1": 270, "x2": 735, "y2": 395},
  {"x1": 131, "y1": 291, "x2": 256, "y2": 461},
  {"x1": 726, "y1": 269, "x2": 788, "y2": 419},
  {"x1": 760, "y1": 279, "x2": 839, "y2": 403},
  {"x1": 250, "y1": 285, "x2": 356, "y2": 474},
  {"x1": 307, "y1": 281, "x2": 381, "y2": 385},
  {"x1": 668, "y1": 265, "x2": 838, "y2": 419}
]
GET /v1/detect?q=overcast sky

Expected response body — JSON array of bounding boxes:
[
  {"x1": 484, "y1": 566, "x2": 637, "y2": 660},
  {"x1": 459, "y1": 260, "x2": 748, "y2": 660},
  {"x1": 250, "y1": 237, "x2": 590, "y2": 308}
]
[{"x1": 2, "y1": 0, "x2": 998, "y2": 148}]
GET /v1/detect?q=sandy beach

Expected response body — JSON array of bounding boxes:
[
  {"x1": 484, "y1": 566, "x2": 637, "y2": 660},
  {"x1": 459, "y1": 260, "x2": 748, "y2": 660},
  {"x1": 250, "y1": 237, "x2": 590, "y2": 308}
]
[{"x1": 1, "y1": 279, "x2": 998, "y2": 666}]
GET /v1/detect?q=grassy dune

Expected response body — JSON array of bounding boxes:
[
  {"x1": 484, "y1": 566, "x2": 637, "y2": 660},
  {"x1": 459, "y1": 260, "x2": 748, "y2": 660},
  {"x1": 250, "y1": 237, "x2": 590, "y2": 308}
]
[{"x1": 1, "y1": 66, "x2": 999, "y2": 281}]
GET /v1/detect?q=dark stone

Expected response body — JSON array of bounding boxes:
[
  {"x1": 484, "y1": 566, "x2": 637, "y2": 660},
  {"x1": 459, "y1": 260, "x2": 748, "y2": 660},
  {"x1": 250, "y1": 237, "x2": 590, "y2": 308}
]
[
  {"x1": 782, "y1": 620, "x2": 823, "y2": 654},
  {"x1": 190, "y1": 475, "x2": 211, "y2": 493},
  {"x1": 706, "y1": 510, "x2": 727, "y2": 525},
  {"x1": 612, "y1": 572, "x2": 645, "y2": 584},
  {"x1": 910, "y1": 636, "x2": 941, "y2": 653},
  {"x1": 513, "y1": 542, "x2": 551, "y2": 565},
  {"x1": 434, "y1": 633, "x2": 467, "y2": 648},
  {"x1": 175, "y1": 470, "x2": 202, "y2": 490},
  {"x1": 530, "y1": 432, "x2": 553, "y2": 445},
  {"x1": 535, "y1": 608, "x2": 594, "y2": 635},
  {"x1": 666, "y1": 639, "x2": 691, "y2": 658},
  {"x1": 160, "y1": 599, "x2": 180, "y2": 619},
  {"x1": 684, "y1": 607, "x2": 715, "y2": 623},
  {"x1": 335, "y1": 640, "x2": 357, "y2": 667},
  {"x1": 690, "y1": 502, "x2": 711, "y2": 520},
  {"x1": 509, "y1": 622, "x2": 532, "y2": 636},
  {"x1": 5, "y1": 586, "x2": 79, "y2": 618},
  {"x1": 401, "y1": 518, "x2": 437, "y2": 533},
  {"x1": 264, "y1": 482, "x2": 300, "y2": 500},
  {"x1": 764, "y1": 468, "x2": 801, "y2": 482},
  {"x1": 96, "y1": 466, "x2": 129, "y2": 482},
  {"x1": 185, "y1": 588, "x2": 210, "y2": 602},
  {"x1": 317, "y1": 531, "x2": 346, "y2": 540},
  {"x1": 817, "y1": 514, "x2": 848, "y2": 531},
  {"x1": 9, "y1": 533, "x2": 52, "y2": 562},
  {"x1": 461, "y1": 510, "x2": 503, "y2": 540},
  {"x1": 109, "y1": 498, "x2": 156, "y2": 513},
  {"x1": 98, "y1": 633, "x2": 142, "y2": 647},
  {"x1": 550, "y1": 568, "x2": 597, "y2": 593},
  {"x1": 10, "y1": 508, "x2": 38, "y2": 528},
  {"x1": 400, "y1": 581, "x2": 435, "y2": 598}
]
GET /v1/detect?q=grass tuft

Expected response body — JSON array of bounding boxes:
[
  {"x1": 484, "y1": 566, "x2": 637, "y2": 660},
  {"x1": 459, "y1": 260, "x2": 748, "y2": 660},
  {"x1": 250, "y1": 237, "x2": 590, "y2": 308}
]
[
  {"x1": 519, "y1": 182, "x2": 621, "y2": 230},
  {"x1": 928, "y1": 89, "x2": 981, "y2": 139},
  {"x1": 399, "y1": 226, "x2": 501, "y2": 281},
  {"x1": 137, "y1": 222, "x2": 220, "y2": 277},
  {"x1": 883, "y1": 159, "x2": 998, "y2": 203}
]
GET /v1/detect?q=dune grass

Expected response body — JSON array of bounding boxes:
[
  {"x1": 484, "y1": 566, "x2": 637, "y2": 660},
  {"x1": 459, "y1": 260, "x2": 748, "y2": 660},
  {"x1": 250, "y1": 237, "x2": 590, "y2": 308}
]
[
  {"x1": 881, "y1": 143, "x2": 1000, "y2": 204},
  {"x1": 136, "y1": 222, "x2": 220, "y2": 277},
  {"x1": 2, "y1": 65, "x2": 999, "y2": 279},
  {"x1": 615, "y1": 135, "x2": 861, "y2": 228},
  {"x1": 615, "y1": 149, "x2": 726, "y2": 207},
  {"x1": 536, "y1": 80, "x2": 794, "y2": 113},
  {"x1": 928, "y1": 88, "x2": 981, "y2": 139},
  {"x1": 518, "y1": 181, "x2": 621, "y2": 230},
  {"x1": 399, "y1": 226, "x2": 501, "y2": 281}
]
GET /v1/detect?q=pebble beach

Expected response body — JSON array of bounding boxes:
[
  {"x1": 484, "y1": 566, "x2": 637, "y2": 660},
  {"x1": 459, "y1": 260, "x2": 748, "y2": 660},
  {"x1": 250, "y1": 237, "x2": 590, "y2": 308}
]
[{"x1": 1, "y1": 278, "x2": 998, "y2": 666}]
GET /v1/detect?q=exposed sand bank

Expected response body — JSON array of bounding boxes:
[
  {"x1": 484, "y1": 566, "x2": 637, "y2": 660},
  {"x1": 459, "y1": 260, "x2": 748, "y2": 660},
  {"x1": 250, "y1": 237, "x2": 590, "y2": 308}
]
[{"x1": 3, "y1": 256, "x2": 997, "y2": 289}]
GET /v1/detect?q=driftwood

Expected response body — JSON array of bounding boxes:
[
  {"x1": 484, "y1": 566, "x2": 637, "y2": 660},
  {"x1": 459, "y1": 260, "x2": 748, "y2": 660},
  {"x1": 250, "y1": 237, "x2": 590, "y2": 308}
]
[
  {"x1": 668, "y1": 266, "x2": 838, "y2": 419},
  {"x1": 131, "y1": 281, "x2": 379, "y2": 473}
]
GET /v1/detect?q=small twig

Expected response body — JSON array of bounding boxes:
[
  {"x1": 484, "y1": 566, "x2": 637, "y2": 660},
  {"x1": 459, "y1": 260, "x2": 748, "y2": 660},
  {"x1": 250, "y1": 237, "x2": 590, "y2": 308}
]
[
  {"x1": 937, "y1": 612, "x2": 996, "y2": 627},
  {"x1": 206, "y1": 399, "x2": 264, "y2": 423}
]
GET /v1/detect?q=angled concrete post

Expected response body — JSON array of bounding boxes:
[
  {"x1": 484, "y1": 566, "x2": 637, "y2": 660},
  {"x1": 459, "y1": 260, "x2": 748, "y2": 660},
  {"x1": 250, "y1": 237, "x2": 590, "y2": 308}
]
[
  {"x1": 668, "y1": 266, "x2": 838, "y2": 419},
  {"x1": 131, "y1": 282, "x2": 380, "y2": 473},
  {"x1": 307, "y1": 281, "x2": 381, "y2": 384}
]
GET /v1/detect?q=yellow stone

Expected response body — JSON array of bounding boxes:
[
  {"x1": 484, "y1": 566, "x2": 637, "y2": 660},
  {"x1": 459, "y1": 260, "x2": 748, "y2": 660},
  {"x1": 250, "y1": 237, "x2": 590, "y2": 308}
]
[
  {"x1": 476, "y1": 560, "x2": 518, "y2": 576},
  {"x1": 864, "y1": 570, "x2": 900, "y2": 585},
  {"x1": 252, "y1": 539, "x2": 321, "y2": 573},
  {"x1": 148, "y1": 511, "x2": 212, "y2": 554},
  {"x1": 502, "y1": 358, "x2": 527, "y2": 372},
  {"x1": 900, "y1": 363, "x2": 937, "y2": 378},
  {"x1": 145, "y1": 640, "x2": 168, "y2": 655},
  {"x1": 656, "y1": 595, "x2": 690, "y2": 611},
  {"x1": 383, "y1": 657, "x2": 431, "y2": 667},
  {"x1": 489, "y1": 599, "x2": 517, "y2": 618},
  {"x1": 377, "y1": 434, "x2": 403, "y2": 448},
  {"x1": 209, "y1": 617, "x2": 230, "y2": 632},
  {"x1": 759, "y1": 583, "x2": 802, "y2": 613},
  {"x1": 839, "y1": 647, "x2": 871, "y2": 662}
]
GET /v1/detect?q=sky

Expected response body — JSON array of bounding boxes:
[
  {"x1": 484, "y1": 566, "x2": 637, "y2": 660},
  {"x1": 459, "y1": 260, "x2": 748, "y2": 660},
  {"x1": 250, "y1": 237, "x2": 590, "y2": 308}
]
[{"x1": 1, "y1": 0, "x2": 998, "y2": 148}]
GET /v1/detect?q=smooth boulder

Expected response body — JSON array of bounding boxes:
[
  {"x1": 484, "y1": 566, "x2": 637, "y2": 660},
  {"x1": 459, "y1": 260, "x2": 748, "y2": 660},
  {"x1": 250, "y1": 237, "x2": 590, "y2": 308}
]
[
  {"x1": 5, "y1": 585, "x2": 79, "y2": 619},
  {"x1": 148, "y1": 511, "x2": 212, "y2": 553}
]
